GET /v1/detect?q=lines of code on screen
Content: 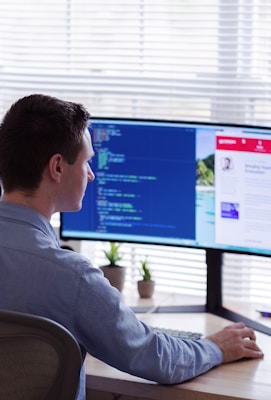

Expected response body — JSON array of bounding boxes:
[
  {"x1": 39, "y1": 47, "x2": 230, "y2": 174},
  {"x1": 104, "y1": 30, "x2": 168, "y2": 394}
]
[{"x1": 62, "y1": 119, "x2": 197, "y2": 244}]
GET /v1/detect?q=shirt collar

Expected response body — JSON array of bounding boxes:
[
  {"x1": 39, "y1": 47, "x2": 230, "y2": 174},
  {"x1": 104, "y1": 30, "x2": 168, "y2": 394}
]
[{"x1": 0, "y1": 201, "x2": 60, "y2": 247}]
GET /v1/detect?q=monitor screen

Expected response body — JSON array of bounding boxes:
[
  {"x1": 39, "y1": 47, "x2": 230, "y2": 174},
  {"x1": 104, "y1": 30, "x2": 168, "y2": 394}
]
[{"x1": 60, "y1": 117, "x2": 271, "y2": 256}]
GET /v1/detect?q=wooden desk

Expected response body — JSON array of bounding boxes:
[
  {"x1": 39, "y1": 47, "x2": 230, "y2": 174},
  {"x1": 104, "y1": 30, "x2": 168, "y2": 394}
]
[{"x1": 85, "y1": 312, "x2": 271, "y2": 400}]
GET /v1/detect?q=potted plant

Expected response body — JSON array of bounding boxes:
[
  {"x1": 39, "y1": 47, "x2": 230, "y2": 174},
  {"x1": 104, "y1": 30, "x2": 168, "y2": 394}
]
[
  {"x1": 100, "y1": 242, "x2": 126, "y2": 292},
  {"x1": 137, "y1": 257, "x2": 155, "y2": 298}
]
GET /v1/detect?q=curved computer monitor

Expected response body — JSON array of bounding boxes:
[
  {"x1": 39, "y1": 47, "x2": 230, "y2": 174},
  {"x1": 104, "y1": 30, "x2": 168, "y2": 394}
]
[{"x1": 60, "y1": 117, "x2": 271, "y2": 257}]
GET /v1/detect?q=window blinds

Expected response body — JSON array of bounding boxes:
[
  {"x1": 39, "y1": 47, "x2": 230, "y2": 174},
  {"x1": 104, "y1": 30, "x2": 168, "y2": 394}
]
[{"x1": 1, "y1": 0, "x2": 271, "y2": 124}]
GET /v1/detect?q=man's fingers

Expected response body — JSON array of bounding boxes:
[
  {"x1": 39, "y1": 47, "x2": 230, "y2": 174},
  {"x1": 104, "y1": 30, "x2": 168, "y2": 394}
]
[{"x1": 241, "y1": 327, "x2": 256, "y2": 341}]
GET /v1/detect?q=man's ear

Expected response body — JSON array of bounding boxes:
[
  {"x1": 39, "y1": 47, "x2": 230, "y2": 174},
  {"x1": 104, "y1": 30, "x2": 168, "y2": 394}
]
[{"x1": 48, "y1": 154, "x2": 64, "y2": 183}]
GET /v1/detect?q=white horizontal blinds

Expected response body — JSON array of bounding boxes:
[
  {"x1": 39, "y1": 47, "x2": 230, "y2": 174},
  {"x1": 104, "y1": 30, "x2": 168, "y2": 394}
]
[
  {"x1": 0, "y1": 0, "x2": 68, "y2": 115},
  {"x1": 81, "y1": 241, "x2": 207, "y2": 297},
  {"x1": 213, "y1": 0, "x2": 271, "y2": 125},
  {"x1": 0, "y1": 2, "x2": 68, "y2": 71},
  {"x1": 1, "y1": 0, "x2": 271, "y2": 124},
  {"x1": 223, "y1": 252, "x2": 271, "y2": 303},
  {"x1": 0, "y1": 1, "x2": 216, "y2": 119},
  {"x1": 2, "y1": 0, "x2": 271, "y2": 304}
]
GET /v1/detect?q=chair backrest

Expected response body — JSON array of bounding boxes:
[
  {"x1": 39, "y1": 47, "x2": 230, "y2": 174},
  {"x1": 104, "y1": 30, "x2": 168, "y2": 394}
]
[{"x1": 0, "y1": 309, "x2": 82, "y2": 400}]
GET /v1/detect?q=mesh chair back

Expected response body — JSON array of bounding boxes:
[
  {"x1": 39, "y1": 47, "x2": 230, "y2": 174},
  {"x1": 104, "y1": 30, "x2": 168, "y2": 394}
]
[{"x1": 0, "y1": 310, "x2": 82, "y2": 400}]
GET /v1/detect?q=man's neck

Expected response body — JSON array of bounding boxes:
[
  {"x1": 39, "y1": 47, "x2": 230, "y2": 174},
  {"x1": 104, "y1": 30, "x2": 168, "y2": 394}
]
[{"x1": 2, "y1": 191, "x2": 52, "y2": 220}]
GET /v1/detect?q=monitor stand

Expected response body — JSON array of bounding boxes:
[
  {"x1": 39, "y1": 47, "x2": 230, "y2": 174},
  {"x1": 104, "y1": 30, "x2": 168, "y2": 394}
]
[{"x1": 133, "y1": 249, "x2": 271, "y2": 336}]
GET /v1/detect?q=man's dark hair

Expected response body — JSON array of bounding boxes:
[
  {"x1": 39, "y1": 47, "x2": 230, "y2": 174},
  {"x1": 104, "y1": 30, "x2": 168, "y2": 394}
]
[{"x1": 0, "y1": 94, "x2": 90, "y2": 193}]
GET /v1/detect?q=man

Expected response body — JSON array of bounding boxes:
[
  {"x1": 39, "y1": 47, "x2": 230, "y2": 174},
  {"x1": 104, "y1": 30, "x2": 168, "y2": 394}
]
[
  {"x1": 0, "y1": 94, "x2": 263, "y2": 400},
  {"x1": 222, "y1": 156, "x2": 232, "y2": 170}
]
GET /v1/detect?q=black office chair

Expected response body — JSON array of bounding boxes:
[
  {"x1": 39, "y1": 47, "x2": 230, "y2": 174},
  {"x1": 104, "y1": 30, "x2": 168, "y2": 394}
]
[{"x1": 0, "y1": 309, "x2": 82, "y2": 400}]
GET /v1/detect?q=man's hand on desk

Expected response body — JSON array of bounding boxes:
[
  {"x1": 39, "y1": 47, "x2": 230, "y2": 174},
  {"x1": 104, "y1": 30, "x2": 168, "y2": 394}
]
[{"x1": 206, "y1": 322, "x2": 264, "y2": 363}]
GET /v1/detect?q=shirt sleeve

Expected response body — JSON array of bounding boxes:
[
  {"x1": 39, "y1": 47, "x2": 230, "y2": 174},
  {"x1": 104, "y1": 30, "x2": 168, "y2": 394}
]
[{"x1": 73, "y1": 263, "x2": 223, "y2": 385}]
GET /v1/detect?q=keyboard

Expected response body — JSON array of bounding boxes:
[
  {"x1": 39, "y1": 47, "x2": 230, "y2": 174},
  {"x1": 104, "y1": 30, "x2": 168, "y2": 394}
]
[{"x1": 151, "y1": 326, "x2": 202, "y2": 340}]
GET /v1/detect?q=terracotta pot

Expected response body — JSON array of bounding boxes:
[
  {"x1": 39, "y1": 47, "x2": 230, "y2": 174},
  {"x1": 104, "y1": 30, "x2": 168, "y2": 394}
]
[
  {"x1": 137, "y1": 280, "x2": 155, "y2": 298},
  {"x1": 100, "y1": 265, "x2": 126, "y2": 292}
]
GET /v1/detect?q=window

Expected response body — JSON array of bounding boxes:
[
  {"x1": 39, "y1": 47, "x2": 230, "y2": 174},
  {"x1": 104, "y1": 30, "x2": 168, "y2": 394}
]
[{"x1": 1, "y1": 0, "x2": 271, "y2": 305}]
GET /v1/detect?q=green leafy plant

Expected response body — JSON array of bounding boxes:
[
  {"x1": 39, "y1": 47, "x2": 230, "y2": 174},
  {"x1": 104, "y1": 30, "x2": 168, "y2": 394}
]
[
  {"x1": 139, "y1": 258, "x2": 152, "y2": 281},
  {"x1": 103, "y1": 242, "x2": 122, "y2": 266}
]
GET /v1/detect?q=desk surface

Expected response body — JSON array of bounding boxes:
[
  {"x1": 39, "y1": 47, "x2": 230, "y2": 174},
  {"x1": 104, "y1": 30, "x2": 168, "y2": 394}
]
[{"x1": 85, "y1": 311, "x2": 271, "y2": 400}]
